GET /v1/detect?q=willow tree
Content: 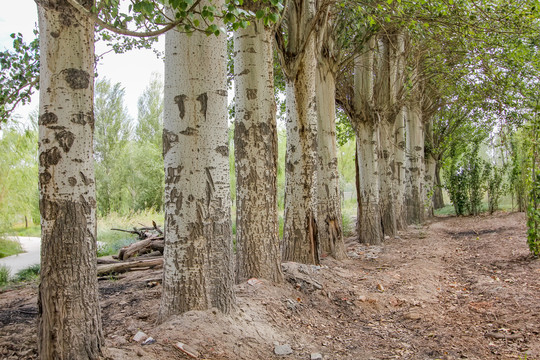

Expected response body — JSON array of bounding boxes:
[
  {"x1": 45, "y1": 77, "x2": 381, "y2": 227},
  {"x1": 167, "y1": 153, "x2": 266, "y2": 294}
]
[
  {"x1": 233, "y1": 2, "x2": 283, "y2": 283},
  {"x1": 159, "y1": 0, "x2": 235, "y2": 319},
  {"x1": 36, "y1": 0, "x2": 103, "y2": 358}
]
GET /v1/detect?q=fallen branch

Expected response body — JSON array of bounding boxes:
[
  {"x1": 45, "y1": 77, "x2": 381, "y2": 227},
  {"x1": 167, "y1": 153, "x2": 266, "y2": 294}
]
[
  {"x1": 485, "y1": 332, "x2": 523, "y2": 341},
  {"x1": 97, "y1": 258, "x2": 163, "y2": 276}
]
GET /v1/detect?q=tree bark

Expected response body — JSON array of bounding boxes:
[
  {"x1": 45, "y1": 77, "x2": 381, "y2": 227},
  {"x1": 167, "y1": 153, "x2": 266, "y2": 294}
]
[
  {"x1": 280, "y1": 0, "x2": 320, "y2": 265},
  {"x1": 424, "y1": 153, "x2": 437, "y2": 217},
  {"x1": 349, "y1": 38, "x2": 384, "y2": 245},
  {"x1": 405, "y1": 100, "x2": 425, "y2": 224},
  {"x1": 354, "y1": 121, "x2": 384, "y2": 244},
  {"x1": 433, "y1": 160, "x2": 445, "y2": 209},
  {"x1": 394, "y1": 108, "x2": 407, "y2": 229},
  {"x1": 159, "y1": 0, "x2": 235, "y2": 321},
  {"x1": 379, "y1": 119, "x2": 397, "y2": 236},
  {"x1": 234, "y1": 17, "x2": 282, "y2": 283},
  {"x1": 37, "y1": 0, "x2": 104, "y2": 358},
  {"x1": 316, "y1": 61, "x2": 346, "y2": 259}
]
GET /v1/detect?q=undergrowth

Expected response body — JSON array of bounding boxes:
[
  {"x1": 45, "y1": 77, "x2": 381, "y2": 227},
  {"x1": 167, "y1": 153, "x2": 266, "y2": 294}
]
[{"x1": 0, "y1": 236, "x2": 23, "y2": 258}]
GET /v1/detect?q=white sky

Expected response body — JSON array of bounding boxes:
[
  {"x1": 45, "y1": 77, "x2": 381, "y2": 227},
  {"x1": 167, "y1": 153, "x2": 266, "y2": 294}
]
[{"x1": 1, "y1": 0, "x2": 165, "y2": 122}]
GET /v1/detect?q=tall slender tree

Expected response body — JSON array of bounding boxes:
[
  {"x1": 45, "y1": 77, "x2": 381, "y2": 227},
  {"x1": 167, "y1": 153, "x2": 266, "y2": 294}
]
[
  {"x1": 276, "y1": 0, "x2": 329, "y2": 264},
  {"x1": 36, "y1": 0, "x2": 104, "y2": 358},
  {"x1": 234, "y1": 3, "x2": 282, "y2": 283},
  {"x1": 159, "y1": 0, "x2": 235, "y2": 320}
]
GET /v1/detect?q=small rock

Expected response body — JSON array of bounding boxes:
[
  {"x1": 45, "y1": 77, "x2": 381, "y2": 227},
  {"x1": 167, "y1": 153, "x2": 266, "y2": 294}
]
[
  {"x1": 142, "y1": 337, "x2": 156, "y2": 345},
  {"x1": 311, "y1": 352, "x2": 323, "y2": 359},
  {"x1": 274, "y1": 344, "x2": 293, "y2": 356},
  {"x1": 133, "y1": 331, "x2": 147, "y2": 342},
  {"x1": 376, "y1": 283, "x2": 385, "y2": 292},
  {"x1": 247, "y1": 278, "x2": 263, "y2": 286},
  {"x1": 175, "y1": 342, "x2": 199, "y2": 358},
  {"x1": 404, "y1": 311, "x2": 422, "y2": 320},
  {"x1": 136, "y1": 349, "x2": 144, "y2": 357}
]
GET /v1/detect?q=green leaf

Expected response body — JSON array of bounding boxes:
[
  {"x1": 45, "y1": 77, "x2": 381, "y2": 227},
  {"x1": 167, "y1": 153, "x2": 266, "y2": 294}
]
[
  {"x1": 256, "y1": 9, "x2": 265, "y2": 19},
  {"x1": 268, "y1": 12, "x2": 279, "y2": 23}
]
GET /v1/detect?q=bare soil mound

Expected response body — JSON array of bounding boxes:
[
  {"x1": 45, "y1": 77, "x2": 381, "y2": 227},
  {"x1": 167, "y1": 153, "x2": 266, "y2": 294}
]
[{"x1": 1, "y1": 211, "x2": 538, "y2": 359}]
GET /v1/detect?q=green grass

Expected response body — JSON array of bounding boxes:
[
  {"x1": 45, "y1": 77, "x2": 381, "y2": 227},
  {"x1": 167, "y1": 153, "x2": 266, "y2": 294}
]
[
  {"x1": 14, "y1": 264, "x2": 40, "y2": 282},
  {"x1": 0, "y1": 237, "x2": 23, "y2": 258},
  {"x1": 9, "y1": 224, "x2": 41, "y2": 237},
  {"x1": 0, "y1": 265, "x2": 10, "y2": 287},
  {"x1": 434, "y1": 194, "x2": 518, "y2": 217}
]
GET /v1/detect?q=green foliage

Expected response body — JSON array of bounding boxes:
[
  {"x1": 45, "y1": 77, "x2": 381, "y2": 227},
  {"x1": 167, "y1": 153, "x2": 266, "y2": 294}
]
[
  {"x1": 483, "y1": 162, "x2": 505, "y2": 214},
  {"x1": 0, "y1": 265, "x2": 10, "y2": 287},
  {"x1": 0, "y1": 236, "x2": 23, "y2": 258},
  {"x1": 14, "y1": 264, "x2": 40, "y2": 283},
  {"x1": 0, "y1": 121, "x2": 39, "y2": 230},
  {"x1": 0, "y1": 32, "x2": 39, "y2": 123},
  {"x1": 465, "y1": 142, "x2": 484, "y2": 216},
  {"x1": 135, "y1": 73, "x2": 163, "y2": 148},
  {"x1": 443, "y1": 141, "x2": 490, "y2": 216},
  {"x1": 527, "y1": 172, "x2": 540, "y2": 256},
  {"x1": 526, "y1": 112, "x2": 540, "y2": 256},
  {"x1": 509, "y1": 133, "x2": 529, "y2": 211}
]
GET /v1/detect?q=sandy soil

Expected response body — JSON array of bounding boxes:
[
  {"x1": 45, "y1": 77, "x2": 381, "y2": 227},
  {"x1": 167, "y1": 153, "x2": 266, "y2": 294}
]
[{"x1": 1, "y1": 211, "x2": 539, "y2": 360}]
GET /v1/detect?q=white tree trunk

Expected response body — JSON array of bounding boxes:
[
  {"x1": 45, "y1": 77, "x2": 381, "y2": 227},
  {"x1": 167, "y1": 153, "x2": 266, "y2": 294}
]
[
  {"x1": 406, "y1": 103, "x2": 425, "y2": 224},
  {"x1": 355, "y1": 122, "x2": 384, "y2": 244},
  {"x1": 233, "y1": 18, "x2": 282, "y2": 283},
  {"x1": 316, "y1": 62, "x2": 346, "y2": 259},
  {"x1": 379, "y1": 119, "x2": 397, "y2": 236},
  {"x1": 37, "y1": 0, "x2": 104, "y2": 358},
  {"x1": 350, "y1": 38, "x2": 383, "y2": 244},
  {"x1": 159, "y1": 1, "x2": 235, "y2": 320},
  {"x1": 282, "y1": 57, "x2": 319, "y2": 263},
  {"x1": 281, "y1": 0, "x2": 320, "y2": 264},
  {"x1": 391, "y1": 33, "x2": 407, "y2": 230},
  {"x1": 394, "y1": 108, "x2": 407, "y2": 230}
]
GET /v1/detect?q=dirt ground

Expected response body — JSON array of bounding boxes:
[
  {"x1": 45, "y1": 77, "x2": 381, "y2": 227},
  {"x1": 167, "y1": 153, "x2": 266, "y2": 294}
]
[{"x1": 1, "y1": 211, "x2": 539, "y2": 360}]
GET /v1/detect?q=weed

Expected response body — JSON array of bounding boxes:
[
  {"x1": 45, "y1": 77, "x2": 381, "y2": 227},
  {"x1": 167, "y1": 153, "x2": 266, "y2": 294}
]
[
  {"x1": 0, "y1": 265, "x2": 10, "y2": 286},
  {"x1": 15, "y1": 264, "x2": 40, "y2": 282}
]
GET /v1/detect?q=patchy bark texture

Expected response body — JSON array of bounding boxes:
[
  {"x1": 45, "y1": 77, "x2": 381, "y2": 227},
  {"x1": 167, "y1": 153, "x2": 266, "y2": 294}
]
[
  {"x1": 379, "y1": 119, "x2": 397, "y2": 237},
  {"x1": 355, "y1": 122, "x2": 383, "y2": 245},
  {"x1": 234, "y1": 18, "x2": 282, "y2": 283},
  {"x1": 406, "y1": 101, "x2": 425, "y2": 224},
  {"x1": 37, "y1": 0, "x2": 103, "y2": 358},
  {"x1": 347, "y1": 39, "x2": 384, "y2": 245},
  {"x1": 394, "y1": 108, "x2": 408, "y2": 230},
  {"x1": 159, "y1": 0, "x2": 235, "y2": 321},
  {"x1": 280, "y1": 0, "x2": 321, "y2": 265},
  {"x1": 316, "y1": 63, "x2": 346, "y2": 259}
]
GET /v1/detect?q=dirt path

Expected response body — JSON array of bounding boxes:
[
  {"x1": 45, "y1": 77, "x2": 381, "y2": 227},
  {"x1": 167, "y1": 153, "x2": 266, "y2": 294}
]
[{"x1": 1, "y1": 212, "x2": 538, "y2": 359}]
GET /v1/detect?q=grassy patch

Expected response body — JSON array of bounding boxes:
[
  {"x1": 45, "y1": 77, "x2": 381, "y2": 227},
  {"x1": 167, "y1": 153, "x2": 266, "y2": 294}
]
[
  {"x1": 0, "y1": 265, "x2": 10, "y2": 287},
  {"x1": 0, "y1": 237, "x2": 23, "y2": 258},
  {"x1": 14, "y1": 264, "x2": 40, "y2": 282},
  {"x1": 9, "y1": 224, "x2": 41, "y2": 237}
]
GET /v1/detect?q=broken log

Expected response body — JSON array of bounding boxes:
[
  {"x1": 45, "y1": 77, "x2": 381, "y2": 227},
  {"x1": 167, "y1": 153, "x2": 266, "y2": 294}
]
[
  {"x1": 97, "y1": 258, "x2": 163, "y2": 276},
  {"x1": 118, "y1": 237, "x2": 165, "y2": 260}
]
